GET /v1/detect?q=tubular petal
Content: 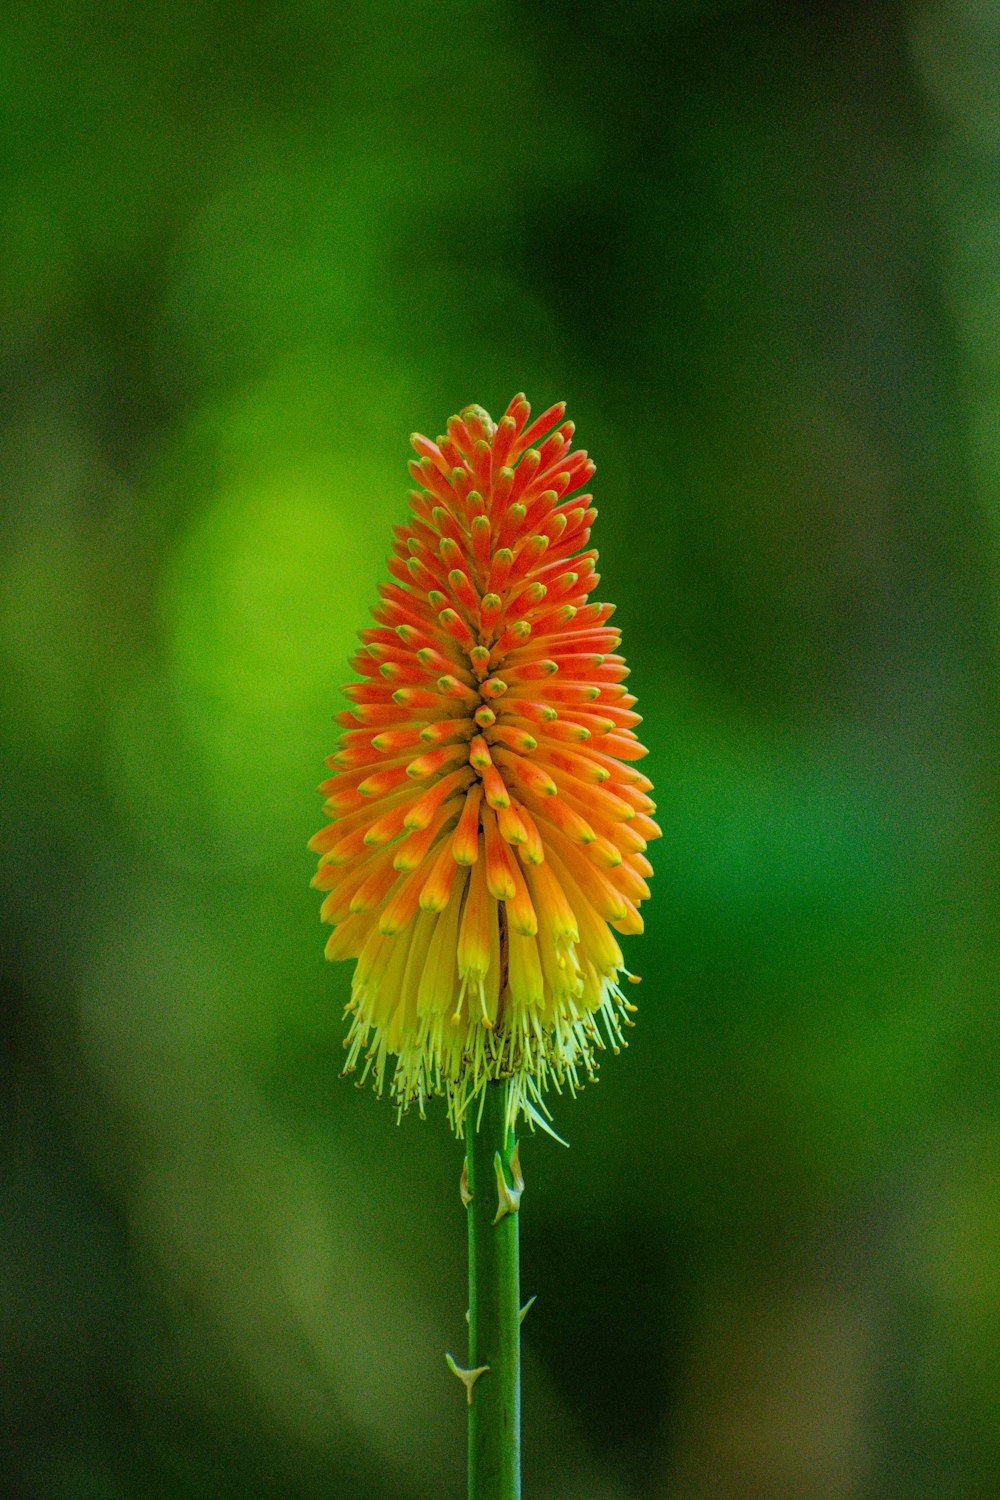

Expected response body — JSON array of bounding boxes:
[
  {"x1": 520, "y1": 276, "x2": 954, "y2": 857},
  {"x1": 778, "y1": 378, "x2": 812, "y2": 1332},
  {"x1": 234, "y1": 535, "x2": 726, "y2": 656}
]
[
  {"x1": 483, "y1": 806, "x2": 517, "y2": 901},
  {"x1": 458, "y1": 849, "x2": 493, "y2": 989}
]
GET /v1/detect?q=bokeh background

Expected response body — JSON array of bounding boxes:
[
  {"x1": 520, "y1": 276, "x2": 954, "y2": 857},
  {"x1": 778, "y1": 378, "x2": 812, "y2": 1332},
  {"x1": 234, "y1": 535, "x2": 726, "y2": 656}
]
[{"x1": 3, "y1": 1, "x2": 1000, "y2": 1495}]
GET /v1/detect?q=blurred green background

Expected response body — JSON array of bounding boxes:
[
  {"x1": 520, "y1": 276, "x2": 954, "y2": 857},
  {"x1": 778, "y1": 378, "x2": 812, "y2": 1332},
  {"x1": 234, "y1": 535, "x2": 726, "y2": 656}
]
[{"x1": 3, "y1": 1, "x2": 1000, "y2": 1496}]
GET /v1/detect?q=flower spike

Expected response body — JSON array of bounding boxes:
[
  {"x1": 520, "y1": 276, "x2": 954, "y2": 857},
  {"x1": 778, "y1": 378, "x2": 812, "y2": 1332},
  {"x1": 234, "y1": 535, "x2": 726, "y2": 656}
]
[{"x1": 312, "y1": 397, "x2": 660, "y2": 1133}]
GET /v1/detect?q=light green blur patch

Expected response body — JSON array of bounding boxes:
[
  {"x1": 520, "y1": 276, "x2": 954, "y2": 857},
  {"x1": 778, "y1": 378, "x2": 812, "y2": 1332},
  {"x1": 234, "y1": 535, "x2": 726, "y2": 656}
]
[
  {"x1": 105, "y1": 352, "x2": 428, "y2": 881},
  {"x1": 160, "y1": 459, "x2": 390, "y2": 857}
]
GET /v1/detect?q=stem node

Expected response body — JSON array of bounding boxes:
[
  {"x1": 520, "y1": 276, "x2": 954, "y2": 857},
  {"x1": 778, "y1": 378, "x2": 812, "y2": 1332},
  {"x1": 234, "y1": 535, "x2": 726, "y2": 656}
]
[
  {"x1": 491, "y1": 1144, "x2": 524, "y2": 1223},
  {"x1": 446, "y1": 1352, "x2": 491, "y2": 1405}
]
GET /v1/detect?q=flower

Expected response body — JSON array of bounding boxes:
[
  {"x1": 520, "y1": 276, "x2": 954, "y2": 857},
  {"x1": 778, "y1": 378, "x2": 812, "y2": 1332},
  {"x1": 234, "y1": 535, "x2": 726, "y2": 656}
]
[{"x1": 310, "y1": 395, "x2": 659, "y2": 1132}]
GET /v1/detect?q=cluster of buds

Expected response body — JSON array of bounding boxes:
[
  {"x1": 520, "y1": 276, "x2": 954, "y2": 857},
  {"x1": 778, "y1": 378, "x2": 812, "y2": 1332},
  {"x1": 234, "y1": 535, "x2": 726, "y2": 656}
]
[{"x1": 310, "y1": 396, "x2": 659, "y2": 1132}]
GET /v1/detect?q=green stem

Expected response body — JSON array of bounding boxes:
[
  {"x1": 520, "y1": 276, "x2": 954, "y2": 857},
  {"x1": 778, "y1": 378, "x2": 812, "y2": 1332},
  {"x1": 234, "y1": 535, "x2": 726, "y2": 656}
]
[{"x1": 465, "y1": 1080, "x2": 521, "y2": 1500}]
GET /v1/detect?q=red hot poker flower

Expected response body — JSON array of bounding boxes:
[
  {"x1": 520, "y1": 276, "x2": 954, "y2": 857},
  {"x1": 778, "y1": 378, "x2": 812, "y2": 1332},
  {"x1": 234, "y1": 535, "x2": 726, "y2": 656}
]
[{"x1": 310, "y1": 396, "x2": 660, "y2": 1132}]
